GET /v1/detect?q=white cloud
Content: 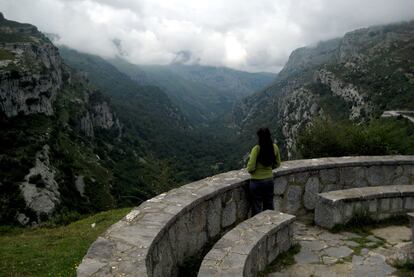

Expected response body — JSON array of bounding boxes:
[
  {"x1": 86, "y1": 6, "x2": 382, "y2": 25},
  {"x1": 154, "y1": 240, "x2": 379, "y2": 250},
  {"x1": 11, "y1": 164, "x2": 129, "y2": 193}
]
[{"x1": 1, "y1": 0, "x2": 414, "y2": 72}]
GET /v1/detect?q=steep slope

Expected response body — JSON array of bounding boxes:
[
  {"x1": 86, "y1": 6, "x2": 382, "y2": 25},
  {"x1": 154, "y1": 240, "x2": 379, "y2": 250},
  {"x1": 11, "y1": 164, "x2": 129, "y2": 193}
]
[
  {"x1": 59, "y1": 48, "x2": 242, "y2": 184},
  {"x1": 0, "y1": 14, "x2": 195, "y2": 226},
  {"x1": 109, "y1": 58, "x2": 275, "y2": 125},
  {"x1": 233, "y1": 20, "x2": 414, "y2": 158},
  {"x1": 0, "y1": 13, "x2": 126, "y2": 225},
  {"x1": 59, "y1": 47, "x2": 191, "y2": 150}
]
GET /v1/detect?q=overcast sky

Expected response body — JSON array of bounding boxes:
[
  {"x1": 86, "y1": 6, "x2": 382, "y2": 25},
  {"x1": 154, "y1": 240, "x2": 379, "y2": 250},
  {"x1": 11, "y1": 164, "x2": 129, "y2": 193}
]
[{"x1": 1, "y1": 0, "x2": 414, "y2": 72}]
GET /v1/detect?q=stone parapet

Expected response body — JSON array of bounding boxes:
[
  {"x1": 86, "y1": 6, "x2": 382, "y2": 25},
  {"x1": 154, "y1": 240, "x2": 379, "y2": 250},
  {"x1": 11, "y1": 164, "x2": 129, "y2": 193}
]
[
  {"x1": 315, "y1": 185, "x2": 414, "y2": 229},
  {"x1": 77, "y1": 155, "x2": 414, "y2": 277},
  {"x1": 198, "y1": 211, "x2": 295, "y2": 277},
  {"x1": 407, "y1": 212, "x2": 414, "y2": 243}
]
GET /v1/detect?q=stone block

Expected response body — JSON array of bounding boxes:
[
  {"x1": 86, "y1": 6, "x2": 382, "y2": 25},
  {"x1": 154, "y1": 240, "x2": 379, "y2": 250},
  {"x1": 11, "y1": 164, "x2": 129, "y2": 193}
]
[
  {"x1": 319, "y1": 168, "x2": 338, "y2": 185},
  {"x1": 322, "y1": 182, "x2": 343, "y2": 193},
  {"x1": 404, "y1": 197, "x2": 414, "y2": 211},
  {"x1": 380, "y1": 198, "x2": 391, "y2": 212},
  {"x1": 207, "y1": 197, "x2": 222, "y2": 238},
  {"x1": 380, "y1": 166, "x2": 400, "y2": 183},
  {"x1": 273, "y1": 195, "x2": 282, "y2": 212},
  {"x1": 152, "y1": 236, "x2": 174, "y2": 277},
  {"x1": 274, "y1": 176, "x2": 287, "y2": 195},
  {"x1": 393, "y1": 176, "x2": 410, "y2": 186},
  {"x1": 256, "y1": 239, "x2": 267, "y2": 272},
  {"x1": 315, "y1": 201, "x2": 343, "y2": 229},
  {"x1": 344, "y1": 203, "x2": 354, "y2": 219},
  {"x1": 390, "y1": 197, "x2": 403, "y2": 212},
  {"x1": 287, "y1": 171, "x2": 309, "y2": 185},
  {"x1": 285, "y1": 185, "x2": 303, "y2": 214},
  {"x1": 366, "y1": 166, "x2": 385, "y2": 186},
  {"x1": 277, "y1": 225, "x2": 290, "y2": 251},
  {"x1": 368, "y1": 199, "x2": 378, "y2": 213},
  {"x1": 304, "y1": 176, "x2": 320, "y2": 210},
  {"x1": 267, "y1": 233, "x2": 276, "y2": 252},
  {"x1": 222, "y1": 200, "x2": 237, "y2": 228},
  {"x1": 339, "y1": 167, "x2": 358, "y2": 187},
  {"x1": 403, "y1": 165, "x2": 414, "y2": 181},
  {"x1": 236, "y1": 198, "x2": 250, "y2": 221}
]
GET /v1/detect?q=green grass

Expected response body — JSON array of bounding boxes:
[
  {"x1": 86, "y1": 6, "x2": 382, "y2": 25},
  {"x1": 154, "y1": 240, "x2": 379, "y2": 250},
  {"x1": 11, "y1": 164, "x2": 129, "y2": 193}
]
[
  {"x1": 0, "y1": 49, "x2": 14, "y2": 60},
  {"x1": 0, "y1": 208, "x2": 131, "y2": 277}
]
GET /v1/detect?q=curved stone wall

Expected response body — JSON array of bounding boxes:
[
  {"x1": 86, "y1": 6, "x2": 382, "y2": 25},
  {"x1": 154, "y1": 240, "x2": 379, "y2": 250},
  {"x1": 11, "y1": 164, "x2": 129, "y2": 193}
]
[{"x1": 77, "y1": 156, "x2": 414, "y2": 277}]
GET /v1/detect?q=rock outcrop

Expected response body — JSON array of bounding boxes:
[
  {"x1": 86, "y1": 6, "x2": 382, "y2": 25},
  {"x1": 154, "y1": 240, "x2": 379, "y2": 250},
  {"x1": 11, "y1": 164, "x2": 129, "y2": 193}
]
[
  {"x1": 19, "y1": 145, "x2": 60, "y2": 224},
  {"x1": 233, "y1": 20, "x2": 414, "y2": 158},
  {"x1": 0, "y1": 14, "x2": 63, "y2": 117},
  {"x1": 0, "y1": 14, "x2": 121, "y2": 225}
]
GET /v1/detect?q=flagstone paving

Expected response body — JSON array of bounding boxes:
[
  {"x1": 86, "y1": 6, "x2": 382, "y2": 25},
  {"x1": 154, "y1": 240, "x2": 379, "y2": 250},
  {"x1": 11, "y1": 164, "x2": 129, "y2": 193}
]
[{"x1": 267, "y1": 222, "x2": 414, "y2": 277}]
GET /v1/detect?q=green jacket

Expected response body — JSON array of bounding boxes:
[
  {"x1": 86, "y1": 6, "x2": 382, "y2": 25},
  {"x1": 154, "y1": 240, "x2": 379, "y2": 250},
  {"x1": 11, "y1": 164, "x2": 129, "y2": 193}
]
[{"x1": 247, "y1": 144, "x2": 281, "y2": 180}]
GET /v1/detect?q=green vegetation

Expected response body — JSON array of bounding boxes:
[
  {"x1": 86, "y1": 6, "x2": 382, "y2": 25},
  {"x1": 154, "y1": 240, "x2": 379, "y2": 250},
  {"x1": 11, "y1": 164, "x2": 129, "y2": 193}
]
[
  {"x1": 0, "y1": 208, "x2": 131, "y2": 277},
  {"x1": 0, "y1": 114, "x2": 52, "y2": 224},
  {"x1": 0, "y1": 49, "x2": 14, "y2": 60},
  {"x1": 0, "y1": 33, "x2": 33, "y2": 43},
  {"x1": 297, "y1": 117, "x2": 414, "y2": 158},
  {"x1": 394, "y1": 261, "x2": 414, "y2": 277},
  {"x1": 59, "y1": 47, "x2": 242, "y2": 187},
  {"x1": 258, "y1": 244, "x2": 301, "y2": 276}
]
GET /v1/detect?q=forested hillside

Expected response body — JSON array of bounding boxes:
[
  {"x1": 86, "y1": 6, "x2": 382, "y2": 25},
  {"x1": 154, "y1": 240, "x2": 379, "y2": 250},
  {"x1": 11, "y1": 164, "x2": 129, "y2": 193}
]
[
  {"x1": 0, "y1": 14, "x2": 239, "y2": 226},
  {"x1": 109, "y1": 58, "x2": 275, "y2": 125},
  {"x1": 232, "y1": 20, "x2": 414, "y2": 159}
]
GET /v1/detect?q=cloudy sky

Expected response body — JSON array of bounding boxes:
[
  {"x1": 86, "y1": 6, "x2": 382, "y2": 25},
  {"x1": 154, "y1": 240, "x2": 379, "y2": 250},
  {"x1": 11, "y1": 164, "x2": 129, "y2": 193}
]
[{"x1": 1, "y1": 0, "x2": 414, "y2": 72}]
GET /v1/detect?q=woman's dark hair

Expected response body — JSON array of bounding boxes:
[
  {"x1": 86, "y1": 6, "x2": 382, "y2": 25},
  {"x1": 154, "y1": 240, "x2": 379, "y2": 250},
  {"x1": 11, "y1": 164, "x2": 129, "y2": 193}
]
[{"x1": 257, "y1": 128, "x2": 276, "y2": 166}]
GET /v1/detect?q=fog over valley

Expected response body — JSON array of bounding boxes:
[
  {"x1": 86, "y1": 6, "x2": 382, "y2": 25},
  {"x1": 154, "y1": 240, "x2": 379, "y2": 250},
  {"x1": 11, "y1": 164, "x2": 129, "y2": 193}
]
[{"x1": 1, "y1": 0, "x2": 414, "y2": 72}]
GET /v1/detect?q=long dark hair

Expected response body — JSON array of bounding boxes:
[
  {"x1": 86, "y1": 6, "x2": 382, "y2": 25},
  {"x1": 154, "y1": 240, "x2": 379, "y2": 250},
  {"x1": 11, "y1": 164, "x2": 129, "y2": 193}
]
[{"x1": 257, "y1": 128, "x2": 276, "y2": 166}]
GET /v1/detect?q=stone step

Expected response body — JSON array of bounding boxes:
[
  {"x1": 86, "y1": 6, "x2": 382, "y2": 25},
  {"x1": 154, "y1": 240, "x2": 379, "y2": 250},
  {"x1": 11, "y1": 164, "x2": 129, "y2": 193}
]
[
  {"x1": 198, "y1": 210, "x2": 295, "y2": 277},
  {"x1": 315, "y1": 185, "x2": 414, "y2": 229}
]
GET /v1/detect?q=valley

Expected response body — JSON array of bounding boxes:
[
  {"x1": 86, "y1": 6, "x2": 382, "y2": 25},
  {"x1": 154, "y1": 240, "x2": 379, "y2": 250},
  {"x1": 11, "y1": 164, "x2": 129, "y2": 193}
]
[{"x1": 0, "y1": 13, "x2": 413, "y2": 229}]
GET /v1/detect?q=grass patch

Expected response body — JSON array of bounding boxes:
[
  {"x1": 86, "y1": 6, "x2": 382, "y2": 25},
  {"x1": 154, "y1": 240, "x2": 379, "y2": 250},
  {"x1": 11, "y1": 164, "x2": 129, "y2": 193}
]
[
  {"x1": 394, "y1": 261, "x2": 414, "y2": 276},
  {"x1": 258, "y1": 244, "x2": 301, "y2": 276},
  {"x1": 0, "y1": 208, "x2": 131, "y2": 277},
  {"x1": 394, "y1": 260, "x2": 414, "y2": 270},
  {"x1": 348, "y1": 235, "x2": 385, "y2": 255}
]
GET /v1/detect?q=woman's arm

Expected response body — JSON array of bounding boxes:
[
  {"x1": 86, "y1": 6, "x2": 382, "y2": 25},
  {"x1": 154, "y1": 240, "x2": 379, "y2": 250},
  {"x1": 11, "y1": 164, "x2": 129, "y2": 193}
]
[{"x1": 247, "y1": 146, "x2": 259, "y2": 173}]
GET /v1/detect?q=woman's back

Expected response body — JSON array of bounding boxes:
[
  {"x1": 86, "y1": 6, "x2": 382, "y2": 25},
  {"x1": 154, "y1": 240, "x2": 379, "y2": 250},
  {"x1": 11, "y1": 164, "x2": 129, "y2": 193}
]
[{"x1": 247, "y1": 143, "x2": 281, "y2": 180}]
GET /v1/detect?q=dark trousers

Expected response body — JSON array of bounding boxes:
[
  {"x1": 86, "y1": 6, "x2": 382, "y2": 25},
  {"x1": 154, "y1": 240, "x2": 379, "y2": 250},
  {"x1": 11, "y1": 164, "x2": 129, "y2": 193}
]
[{"x1": 249, "y1": 178, "x2": 274, "y2": 216}]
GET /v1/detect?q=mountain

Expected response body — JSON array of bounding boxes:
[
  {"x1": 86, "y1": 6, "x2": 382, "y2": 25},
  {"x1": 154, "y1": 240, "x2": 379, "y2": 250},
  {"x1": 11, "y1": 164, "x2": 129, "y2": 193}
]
[
  {"x1": 0, "y1": 13, "x2": 128, "y2": 225},
  {"x1": 58, "y1": 47, "x2": 241, "y2": 175},
  {"x1": 108, "y1": 58, "x2": 275, "y2": 125},
  {"x1": 0, "y1": 14, "x2": 234, "y2": 226},
  {"x1": 232, "y1": 20, "x2": 414, "y2": 158}
]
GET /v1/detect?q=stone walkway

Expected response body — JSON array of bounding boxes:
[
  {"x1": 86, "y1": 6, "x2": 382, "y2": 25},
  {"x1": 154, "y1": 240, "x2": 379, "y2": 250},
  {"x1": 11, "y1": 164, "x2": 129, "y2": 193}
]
[{"x1": 268, "y1": 222, "x2": 413, "y2": 277}]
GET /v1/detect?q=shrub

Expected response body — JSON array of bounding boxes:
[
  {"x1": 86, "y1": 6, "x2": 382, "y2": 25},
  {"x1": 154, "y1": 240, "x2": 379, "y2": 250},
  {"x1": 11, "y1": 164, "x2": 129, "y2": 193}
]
[{"x1": 297, "y1": 117, "x2": 414, "y2": 158}]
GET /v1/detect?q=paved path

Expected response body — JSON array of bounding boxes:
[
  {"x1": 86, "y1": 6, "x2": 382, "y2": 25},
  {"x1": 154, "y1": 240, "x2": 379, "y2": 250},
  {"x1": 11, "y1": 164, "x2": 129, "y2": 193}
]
[
  {"x1": 382, "y1": 111, "x2": 414, "y2": 123},
  {"x1": 267, "y1": 222, "x2": 413, "y2": 277}
]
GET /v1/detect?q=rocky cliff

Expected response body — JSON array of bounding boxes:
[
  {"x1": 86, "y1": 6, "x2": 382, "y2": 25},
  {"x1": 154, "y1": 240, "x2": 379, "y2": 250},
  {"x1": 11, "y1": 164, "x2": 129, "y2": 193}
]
[
  {"x1": 233, "y1": 20, "x2": 414, "y2": 158},
  {"x1": 0, "y1": 13, "x2": 123, "y2": 225},
  {"x1": 0, "y1": 13, "x2": 62, "y2": 117}
]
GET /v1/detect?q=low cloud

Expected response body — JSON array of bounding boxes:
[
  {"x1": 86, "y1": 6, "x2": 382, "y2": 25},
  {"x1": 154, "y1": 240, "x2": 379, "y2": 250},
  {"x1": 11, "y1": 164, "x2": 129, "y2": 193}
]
[{"x1": 1, "y1": 0, "x2": 414, "y2": 72}]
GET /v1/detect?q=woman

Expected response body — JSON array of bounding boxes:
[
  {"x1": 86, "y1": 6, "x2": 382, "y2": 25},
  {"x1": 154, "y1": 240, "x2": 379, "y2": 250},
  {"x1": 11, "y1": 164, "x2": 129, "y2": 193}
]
[{"x1": 247, "y1": 128, "x2": 281, "y2": 215}]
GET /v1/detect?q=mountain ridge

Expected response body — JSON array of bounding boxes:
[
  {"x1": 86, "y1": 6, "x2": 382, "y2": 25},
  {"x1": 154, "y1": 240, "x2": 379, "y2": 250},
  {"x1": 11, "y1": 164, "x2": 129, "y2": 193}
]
[{"x1": 232, "y1": 20, "x2": 414, "y2": 158}]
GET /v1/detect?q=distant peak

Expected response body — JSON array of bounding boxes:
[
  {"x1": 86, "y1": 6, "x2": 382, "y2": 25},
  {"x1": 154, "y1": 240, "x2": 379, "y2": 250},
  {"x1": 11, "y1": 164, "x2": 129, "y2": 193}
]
[{"x1": 0, "y1": 12, "x2": 4, "y2": 20}]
